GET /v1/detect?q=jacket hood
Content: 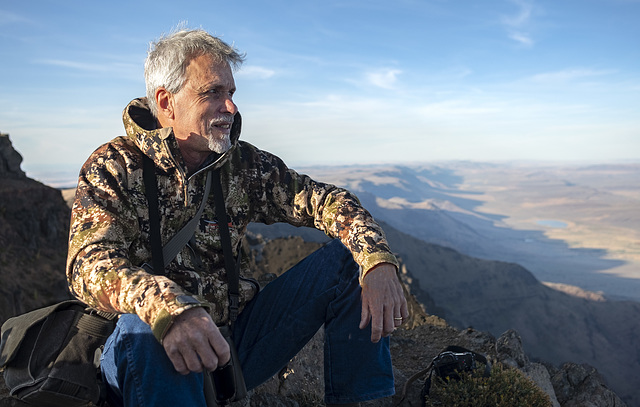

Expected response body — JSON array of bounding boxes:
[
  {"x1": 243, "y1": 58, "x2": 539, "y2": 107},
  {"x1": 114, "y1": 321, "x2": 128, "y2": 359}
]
[{"x1": 122, "y1": 97, "x2": 242, "y2": 174}]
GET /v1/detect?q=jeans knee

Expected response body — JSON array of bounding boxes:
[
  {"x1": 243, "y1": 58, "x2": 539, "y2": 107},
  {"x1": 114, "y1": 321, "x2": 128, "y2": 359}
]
[
  {"x1": 110, "y1": 314, "x2": 161, "y2": 358},
  {"x1": 325, "y1": 238, "x2": 349, "y2": 254},
  {"x1": 324, "y1": 240, "x2": 357, "y2": 268}
]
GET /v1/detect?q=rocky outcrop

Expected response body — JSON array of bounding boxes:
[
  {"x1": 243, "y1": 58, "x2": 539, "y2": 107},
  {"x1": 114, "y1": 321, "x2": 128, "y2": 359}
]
[
  {"x1": 0, "y1": 133, "x2": 71, "y2": 323},
  {"x1": 0, "y1": 134, "x2": 26, "y2": 179},
  {"x1": 550, "y1": 363, "x2": 627, "y2": 407}
]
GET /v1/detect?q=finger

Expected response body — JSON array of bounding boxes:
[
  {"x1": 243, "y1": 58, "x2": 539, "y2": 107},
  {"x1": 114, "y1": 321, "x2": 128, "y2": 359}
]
[
  {"x1": 165, "y1": 344, "x2": 190, "y2": 375},
  {"x1": 359, "y1": 300, "x2": 371, "y2": 330},
  {"x1": 382, "y1": 304, "x2": 395, "y2": 337},
  {"x1": 197, "y1": 342, "x2": 220, "y2": 372},
  {"x1": 400, "y1": 298, "x2": 410, "y2": 321},
  {"x1": 370, "y1": 314, "x2": 384, "y2": 343},
  {"x1": 176, "y1": 325, "x2": 220, "y2": 372},
  {"x1": 182, "y1": 346, "x2": 206, "y2": 373},
  {"x1": 392, "y1": 280, "x2": 409, "y2": 324},
  {"x1": 367, "y1": 298, "x2": 385, "y2": 343},
  {"x1": 208, "y1": 332, "x2": 231, "y2": 368},
  {"x1": 393, "y1": 302, "x2": 404, "y2": 326},
  {"x1": 394, "y1": 300, "x2": 409, "y2": 326}
]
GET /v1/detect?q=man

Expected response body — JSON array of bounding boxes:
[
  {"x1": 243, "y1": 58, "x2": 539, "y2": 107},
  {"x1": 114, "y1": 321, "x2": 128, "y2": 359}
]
[{"x1": 67, "y1": 29, "x2": 408, "y2": 407}]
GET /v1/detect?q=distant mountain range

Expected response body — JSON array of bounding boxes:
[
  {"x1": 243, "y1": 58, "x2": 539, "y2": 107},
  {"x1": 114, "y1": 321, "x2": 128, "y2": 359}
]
[{"x1": 299, "y1": 163, "x2": 640, "y2": 302}]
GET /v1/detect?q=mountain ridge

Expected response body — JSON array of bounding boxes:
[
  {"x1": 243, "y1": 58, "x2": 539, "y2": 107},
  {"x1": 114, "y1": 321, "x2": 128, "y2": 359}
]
[{"x1": 301, "y1": 163, "x2": 640, "y2": 301}]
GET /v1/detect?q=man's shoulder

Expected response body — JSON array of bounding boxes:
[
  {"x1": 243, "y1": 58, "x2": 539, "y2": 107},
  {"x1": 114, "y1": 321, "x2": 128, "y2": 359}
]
[
  {"x1": 81, "y1": 136, "x2": 142, "y2": 174},
  {"x1": 86, "y1": 136, "x2": 140, "y2": 161}
]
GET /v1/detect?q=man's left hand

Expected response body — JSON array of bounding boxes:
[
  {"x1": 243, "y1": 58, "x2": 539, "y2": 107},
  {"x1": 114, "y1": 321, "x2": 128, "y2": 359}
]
[{"x1": 359, "y1": 263, "x2": 409, "y2": 343}]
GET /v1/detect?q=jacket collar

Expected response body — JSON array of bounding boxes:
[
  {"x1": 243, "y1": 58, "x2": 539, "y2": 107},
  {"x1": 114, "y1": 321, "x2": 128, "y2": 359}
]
[{"x1": 122, "y1": 97, "x2": 242, "y2": 175}]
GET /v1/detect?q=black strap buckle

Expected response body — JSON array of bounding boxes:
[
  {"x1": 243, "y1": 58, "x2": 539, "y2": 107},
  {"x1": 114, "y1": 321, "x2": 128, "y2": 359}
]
[{"x1": 229, "y1": 294, "x2": 239, "y2": 322}]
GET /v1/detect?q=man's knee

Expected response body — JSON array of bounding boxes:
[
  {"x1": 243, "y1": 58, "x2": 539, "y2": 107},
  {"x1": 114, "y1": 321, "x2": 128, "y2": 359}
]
[{"x1": 323, "y1": 239, "x2": 358, "y2": 272}]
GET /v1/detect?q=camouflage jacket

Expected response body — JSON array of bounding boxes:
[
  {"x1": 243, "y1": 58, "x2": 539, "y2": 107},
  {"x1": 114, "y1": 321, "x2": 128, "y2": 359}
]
[{"x1": 67, "y1": 98, "x2": 398, "y2": 341}]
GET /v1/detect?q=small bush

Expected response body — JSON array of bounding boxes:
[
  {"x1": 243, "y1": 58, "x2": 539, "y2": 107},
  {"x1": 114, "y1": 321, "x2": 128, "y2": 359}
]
[{"x1": 424, "y1": 363, "x2": 552, "y2": 407}]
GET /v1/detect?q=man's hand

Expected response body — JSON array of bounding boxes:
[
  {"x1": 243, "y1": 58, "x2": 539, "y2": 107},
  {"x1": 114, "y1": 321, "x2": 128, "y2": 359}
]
[
  {"x1": 359, "y1": 263, "x2": 409, "y2": 343},
  {"x1": 162, "y1": 307, "x2": 231, "y2": 374}
]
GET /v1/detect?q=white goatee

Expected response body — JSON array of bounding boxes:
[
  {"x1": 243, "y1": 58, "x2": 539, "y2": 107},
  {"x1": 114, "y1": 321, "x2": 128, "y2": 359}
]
[{"x1": 207, "y1": 116, "x2": 233, "y2": 153}]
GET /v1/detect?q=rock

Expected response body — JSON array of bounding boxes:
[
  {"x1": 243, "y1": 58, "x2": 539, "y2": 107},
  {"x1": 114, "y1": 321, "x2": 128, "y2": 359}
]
[
  {"x1": 249, "y1": 393, "x2": 299, "y2": 407},
  {"x1": 0, "y1": 134, "x2": 26, "y2": 179},
  {"x1": 496, "y1": 329, "x2": 528, "y2": 368},
  {"x1": 0, "y1": 133, "x2": 71, "y2": 323},
  {"x1": 253, "y1": 330, "x2": 325, "y2": 404},
  {"x1": 523, "y1": 363, "x2": 561, "y2": 407},
  {"x1": 551, "y1": 363, "x2": 627, "y2": 407}
]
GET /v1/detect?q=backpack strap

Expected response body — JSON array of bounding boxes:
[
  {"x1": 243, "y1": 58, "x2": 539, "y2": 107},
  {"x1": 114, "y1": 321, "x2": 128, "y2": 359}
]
[
  {"x1": 210, "y1": 168, "x2": 240, "y2": 324},
  {"x1": 395, "y1": 360, "x2": 434, "y2": 406},
  {"x1": 142, "y1": 153, "x2": 212, "y2": 273},
  {"x1": 142, "y1": 154, "x2": 240, "y2": 325}
]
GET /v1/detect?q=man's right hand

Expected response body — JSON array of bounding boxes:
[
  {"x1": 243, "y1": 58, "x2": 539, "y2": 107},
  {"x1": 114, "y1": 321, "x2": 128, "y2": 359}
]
[{"x1": 162, "y1": 307, "x2": 231, "y2": 375}]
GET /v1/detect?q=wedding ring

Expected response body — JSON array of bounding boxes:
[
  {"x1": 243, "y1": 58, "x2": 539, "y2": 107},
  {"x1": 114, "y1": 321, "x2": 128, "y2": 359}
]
[{"x1": 394, "y1": 317, "x2": 403, "y2": 321}]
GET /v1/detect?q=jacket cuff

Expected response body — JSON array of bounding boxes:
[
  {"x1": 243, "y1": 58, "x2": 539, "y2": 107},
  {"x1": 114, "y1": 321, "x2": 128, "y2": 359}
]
[
  {"x1": 359, "y1": 252, "x2": 400, "y2": 285},
  {"x1": 150, "y1": 295, "x2": 212, "y2": 343}
]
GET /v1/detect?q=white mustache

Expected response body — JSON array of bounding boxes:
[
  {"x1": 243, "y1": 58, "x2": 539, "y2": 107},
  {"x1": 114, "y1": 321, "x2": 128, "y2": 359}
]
[{"x1": 209, "y1": 116, "x2": 234, "y2": 127}]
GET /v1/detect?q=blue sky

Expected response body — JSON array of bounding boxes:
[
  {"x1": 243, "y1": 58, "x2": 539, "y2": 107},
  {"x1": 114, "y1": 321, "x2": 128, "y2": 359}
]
[{"x1": 1, "y1": 0, "x2": 639, "y2": 185}]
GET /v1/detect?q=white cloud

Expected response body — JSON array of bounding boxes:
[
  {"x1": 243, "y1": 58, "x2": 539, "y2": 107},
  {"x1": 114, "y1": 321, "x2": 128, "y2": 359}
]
[
  {"x1": 502, "y1": 0, "x2": 533, "y2": 27},
  {"x1": 529, "y1": 68, "x2": 615, "y2": 83},
  {"x1": 508, "y1": 31, "x2": 534, "y2": 46},
  {"x1": 36, "y1": 59, "x2": 112, "y2": 72},
  {"x1": 35, "y1": 58, "x2": 139, "y2": 79},
  {"x1": 501, "y1": 0, "x2": 536, "y2": 47},
  {"x1": 235, "y1": 65, "x2": 276, "y2": 79},
  {"x1": 416, "y1": 100, "x2": 503, "y2": 118},
  {"x1": 365, "y1": 68, "x2": 402, "y2": 89}
]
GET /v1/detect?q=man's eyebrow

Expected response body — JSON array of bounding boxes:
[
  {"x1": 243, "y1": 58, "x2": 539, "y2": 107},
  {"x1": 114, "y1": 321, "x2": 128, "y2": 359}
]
[{"x1": 197, "y1": 83, "x2": 236, "y2": 93}]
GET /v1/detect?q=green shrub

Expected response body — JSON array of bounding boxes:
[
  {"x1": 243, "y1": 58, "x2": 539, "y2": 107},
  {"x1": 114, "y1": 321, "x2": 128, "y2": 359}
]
[{"x1": 424, "y1": 363, "x2": 552, "y2": 407}]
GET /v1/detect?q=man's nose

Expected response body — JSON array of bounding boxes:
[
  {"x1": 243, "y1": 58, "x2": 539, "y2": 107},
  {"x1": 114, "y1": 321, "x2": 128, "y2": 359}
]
[{"x1": 223, "y1": 98, "x2": 238, "y2": 115}]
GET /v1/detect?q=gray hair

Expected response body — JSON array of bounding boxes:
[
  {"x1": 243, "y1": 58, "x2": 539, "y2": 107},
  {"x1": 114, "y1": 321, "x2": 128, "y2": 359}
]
[{"x1": 144, "y1": 29, "x2": 245, "y2": 117}]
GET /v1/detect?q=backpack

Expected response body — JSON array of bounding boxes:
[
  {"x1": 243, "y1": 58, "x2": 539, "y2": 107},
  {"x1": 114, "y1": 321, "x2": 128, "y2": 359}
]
[{"x1": 0, "y1": 300, "x2": 118, "y2": 406}]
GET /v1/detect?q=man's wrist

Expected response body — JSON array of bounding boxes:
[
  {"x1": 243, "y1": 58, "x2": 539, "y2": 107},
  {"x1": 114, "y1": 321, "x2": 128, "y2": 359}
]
[
  {"x1": 360, "y1": 261, "x2": 399, "y2": 284},
  {"x1": 151, "y1": 295, "x2": 212, "y2": 343}
]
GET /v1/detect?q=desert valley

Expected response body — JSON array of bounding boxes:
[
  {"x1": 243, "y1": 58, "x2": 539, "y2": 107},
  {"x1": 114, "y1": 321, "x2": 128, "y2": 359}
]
[{"x1": 299, "y1": 162, "x2": 640, "y2": 302}]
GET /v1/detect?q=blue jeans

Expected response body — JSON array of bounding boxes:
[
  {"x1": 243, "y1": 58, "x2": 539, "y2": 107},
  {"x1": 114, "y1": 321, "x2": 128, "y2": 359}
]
[{"x1": 101, "y1": 240, "x2": 394, "y2": 406}]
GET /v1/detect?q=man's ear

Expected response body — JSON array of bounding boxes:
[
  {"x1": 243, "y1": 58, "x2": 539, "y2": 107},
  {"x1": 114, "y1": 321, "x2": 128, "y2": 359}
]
[{"x1": 155, "y1": 87, "x2": 174, "y2": 122}]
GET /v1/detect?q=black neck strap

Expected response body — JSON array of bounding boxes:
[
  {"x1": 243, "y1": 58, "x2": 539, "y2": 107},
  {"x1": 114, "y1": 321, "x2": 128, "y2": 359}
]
[
  {"x1": 142, "y1": 155, "x2": 240, "y2": 323},
  {"x1": 143, "y1": 154, "x2": 164, "y2": 274},
  {"x1": 211, "y1": 169, "x2": 240, "y2": 323}
]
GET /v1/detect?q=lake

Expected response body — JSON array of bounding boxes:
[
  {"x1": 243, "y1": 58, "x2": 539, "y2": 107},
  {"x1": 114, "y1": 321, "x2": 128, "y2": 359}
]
[{"x1": 536, "y1": 220, "x2": 569, "y2": 229}]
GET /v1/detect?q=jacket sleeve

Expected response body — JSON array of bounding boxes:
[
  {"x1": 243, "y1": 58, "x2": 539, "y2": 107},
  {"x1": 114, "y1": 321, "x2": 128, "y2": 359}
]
[
  {"x1": 66, "y1": 145, "x2": 208, "y2": 341},
  {"x1": 245, "y1": 145, "x2": 399, "y2": 280}
]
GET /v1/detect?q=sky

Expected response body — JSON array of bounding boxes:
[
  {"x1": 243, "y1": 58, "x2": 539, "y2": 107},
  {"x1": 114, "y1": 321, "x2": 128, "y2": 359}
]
[{"x1": 1, "y1": 0, "x2": 639, "y2": 186}]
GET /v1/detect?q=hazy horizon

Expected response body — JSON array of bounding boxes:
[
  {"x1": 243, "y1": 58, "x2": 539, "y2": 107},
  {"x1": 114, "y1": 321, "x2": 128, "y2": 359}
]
[{"x1": 20, "y1": 157, "x2": 640, "y2": 190}]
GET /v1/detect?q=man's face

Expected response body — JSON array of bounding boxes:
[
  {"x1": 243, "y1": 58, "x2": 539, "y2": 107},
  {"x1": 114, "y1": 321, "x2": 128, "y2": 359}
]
[{"x1": 170, "y1": 53, "x2": 238, "y2": 155}]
